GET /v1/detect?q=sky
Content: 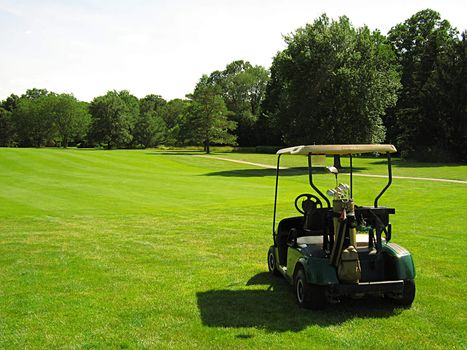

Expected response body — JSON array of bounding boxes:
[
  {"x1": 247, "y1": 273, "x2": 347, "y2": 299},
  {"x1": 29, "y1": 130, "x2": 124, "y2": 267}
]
[{"x1": 0, "y1": 0, "x2": 465, "y2": 102}]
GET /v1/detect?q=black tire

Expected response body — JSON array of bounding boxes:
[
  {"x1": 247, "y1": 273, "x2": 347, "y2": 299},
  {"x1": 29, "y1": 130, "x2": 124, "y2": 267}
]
[
  {"x1": 397, "y1": 279, "x2": 416, "y2": 306},
  {"x1": 267, "y1": 247, "x2": 280, "y2": 276},
  {"x1": 293, "y1": 269, "x2": 326, "y2": 310},
  {"x1": 387, "y1": 279, "x2": 415, "y2": 306}
]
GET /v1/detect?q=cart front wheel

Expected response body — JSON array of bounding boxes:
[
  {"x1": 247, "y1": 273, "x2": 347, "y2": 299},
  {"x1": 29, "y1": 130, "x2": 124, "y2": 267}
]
[{"x1": 267, "y1": 247, "x2": 280, "y2": 276}]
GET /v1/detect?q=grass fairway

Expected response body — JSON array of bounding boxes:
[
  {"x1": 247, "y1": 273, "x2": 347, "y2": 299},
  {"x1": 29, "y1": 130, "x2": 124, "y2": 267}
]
[{"x1": 0, "y1": 148, "x2": 466, "y2": 349}]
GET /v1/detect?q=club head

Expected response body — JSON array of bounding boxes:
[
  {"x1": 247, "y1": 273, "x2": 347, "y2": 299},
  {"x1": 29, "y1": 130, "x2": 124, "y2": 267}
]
[
  {"x1": 326, "y1": 166, "x2": 339, "y2": 175},
  {"x1": 337, "y1": 183, "x2": 350, "y2": 192}
]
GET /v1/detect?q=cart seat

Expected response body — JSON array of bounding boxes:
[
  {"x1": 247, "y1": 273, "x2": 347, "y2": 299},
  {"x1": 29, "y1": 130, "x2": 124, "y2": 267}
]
[
  {"x1": 297, "y1": 236, "x2": 323, "y2": 245},
  {"x1": 355, "y1": 233, "x2": 386, "y2": 248},
  {"x1": 296, "y1": 234, "x2": 385, "y2": 247}
]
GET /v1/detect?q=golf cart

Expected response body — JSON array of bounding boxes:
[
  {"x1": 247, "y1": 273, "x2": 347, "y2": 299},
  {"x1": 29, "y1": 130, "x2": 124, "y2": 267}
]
[{"x1": 267, "y1": 144, "x2": 416, "y2": 309}]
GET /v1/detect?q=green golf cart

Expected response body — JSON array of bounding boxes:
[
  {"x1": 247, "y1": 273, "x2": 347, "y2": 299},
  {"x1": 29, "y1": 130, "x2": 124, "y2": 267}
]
[{"x1": 267, "y1": 144, "x2": 416, "y2": 309}]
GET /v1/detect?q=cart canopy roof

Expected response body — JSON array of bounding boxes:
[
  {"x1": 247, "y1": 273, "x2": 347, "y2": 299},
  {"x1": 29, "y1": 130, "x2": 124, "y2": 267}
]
[{"x1": 276, "y1": 144, "x2": 397, "y2": 155}]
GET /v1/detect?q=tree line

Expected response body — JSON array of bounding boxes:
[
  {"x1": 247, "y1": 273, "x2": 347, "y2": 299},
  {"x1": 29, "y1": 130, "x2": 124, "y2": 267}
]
[
  {"x1": 0, "y1": 9, "x2": 465, "y2": 161},
  {"x1": 0, "y1": 61, "x2": 269, "y2": 152}
]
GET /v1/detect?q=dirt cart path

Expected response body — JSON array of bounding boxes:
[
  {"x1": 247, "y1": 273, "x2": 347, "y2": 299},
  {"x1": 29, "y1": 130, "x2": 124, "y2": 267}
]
[
  {"x1": 195, "y1": 155, "x2": 287, "y2": 169},
  {"x1": 196, "y1": 155, "x2": 467, "y2": 184}
]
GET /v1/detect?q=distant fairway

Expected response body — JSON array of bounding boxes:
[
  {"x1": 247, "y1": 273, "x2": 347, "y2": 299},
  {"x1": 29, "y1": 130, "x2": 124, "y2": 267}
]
[{"x1": 0, "y1": 148, "x2": 466, "y2": 349}]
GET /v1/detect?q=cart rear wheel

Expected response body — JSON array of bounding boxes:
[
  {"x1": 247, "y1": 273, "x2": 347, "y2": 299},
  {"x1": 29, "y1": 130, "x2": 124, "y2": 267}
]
[
  {"x1": 267, "y1": 247, "x2": 280, "y2": 276},
  {"x1": 387, "y1": 279, "x2": 415, "y2": 306},
  {"x1": 294, "y1": 269, "x2": 326, "y2": 309},
  {"x1": 397, "y1": 279, "x2": 416, "y2": 306}
]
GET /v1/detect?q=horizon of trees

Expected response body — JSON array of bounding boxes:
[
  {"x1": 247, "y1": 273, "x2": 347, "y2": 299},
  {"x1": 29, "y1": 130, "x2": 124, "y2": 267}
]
[{"x1": 0, "y1": 9, "x2": 465, "y2": 162}]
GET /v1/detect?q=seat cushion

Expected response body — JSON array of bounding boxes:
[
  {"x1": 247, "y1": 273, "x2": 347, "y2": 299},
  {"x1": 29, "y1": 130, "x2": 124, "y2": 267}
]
[
  {"x1": 297, "y1": 236, "x2": 323, "y2": 245},
  {"x1": 355, "y1": 233, "x2": 386, "y2": 248}
]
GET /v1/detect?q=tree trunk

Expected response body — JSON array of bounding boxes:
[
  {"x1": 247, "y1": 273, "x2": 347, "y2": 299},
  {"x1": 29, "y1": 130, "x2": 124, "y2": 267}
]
[
  {"x1": 205, "y1": 139, "x2": 210, "y2": 154},
  {"x1": 333, "y1": 155, "x2": 342, "y2": 169},
  {"x1": 62, "y1": 136, "x2": 68, "y2": 148}
]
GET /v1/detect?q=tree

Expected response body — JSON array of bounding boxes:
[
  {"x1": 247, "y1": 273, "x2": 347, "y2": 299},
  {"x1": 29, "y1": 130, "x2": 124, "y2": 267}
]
[
  {"x1": 0, "y1": 107, "x2": 15, "y2": 146},
  {"x1": 388, "y1": 9, "x2": 466, "y2": 161},
  {"x1": 88, "y1": 90, "x2": 139, "y2": 149},
  {"x1": 47, "y1": 94, "x2": 91, "y2": 147},
  {"x1": 13, "y1": 91, "x2": 56, "y2": 147},
  {"x1": 207, "y1": 60, "x2": 269, "y2": 146},
  {"x1": 118, "y1": 90, "x2": 140, "y2": 147},
  {"x1": 133, "y1": 111, "x2": 167, "y2": 148},
  {"x1": 132, "y1": 94, "x2": 168, "y2": 148},
  {"x1": 21, "y1": 88, "x2": 50, "y2": 100},
  {"x1": 0, "y1": 94, "x2": 18, "y2": 146},
  {"x1": 139, "y1": 94, "x2": 166, "y2": 115},
  {"x1": 450, "y1": 32, "x2": 467, "y2": 161},
  {"x1": 11, "y1": 91, "x2": 91, "y2": 147},
  {"x1": 263, "y1": 15, "x2": 400, "y2": 166},
  {"x1": 186, "y1": 76, "x2": 236, "y2": 153},
  {"x1": 161, "y1": 98, "x2": 190, "y2": 146},
  {"x1": 1, "y1": 94, "x2": 19, "y2": 112}
]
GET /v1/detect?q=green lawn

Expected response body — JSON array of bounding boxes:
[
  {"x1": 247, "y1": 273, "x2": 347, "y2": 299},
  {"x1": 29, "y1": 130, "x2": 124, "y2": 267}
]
[{"x1": 0, "y1": 148, "x2": 466, "y2": 349}]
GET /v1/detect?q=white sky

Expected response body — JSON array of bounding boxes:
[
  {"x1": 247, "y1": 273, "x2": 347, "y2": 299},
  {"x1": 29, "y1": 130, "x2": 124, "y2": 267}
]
[{"x1": 0, "y1": 0, "x2": 465, "y2": 102}]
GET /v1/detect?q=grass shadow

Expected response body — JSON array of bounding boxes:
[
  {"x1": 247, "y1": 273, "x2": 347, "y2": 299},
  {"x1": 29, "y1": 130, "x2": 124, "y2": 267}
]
[
  {"x1": 197, "y1": 272, "x2": 402, "y2": 332},
  {"x1": 146, "y1": 151, "x2": 203, "y2": 156},
  {"x1": 203, "y1": 167, "x2": 305, "y2": 177},
  {"x1": 203, "y1": 166, "x2": 368, "y2": 178},
  {"x1": 369, "y1": 159, "x2": 466, "y2": 168}
]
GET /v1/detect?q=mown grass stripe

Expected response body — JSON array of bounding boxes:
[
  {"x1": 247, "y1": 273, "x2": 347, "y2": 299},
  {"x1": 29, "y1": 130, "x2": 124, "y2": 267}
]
[{"x1": 0, "y1": 148, "x2": 465, "y2": 349}]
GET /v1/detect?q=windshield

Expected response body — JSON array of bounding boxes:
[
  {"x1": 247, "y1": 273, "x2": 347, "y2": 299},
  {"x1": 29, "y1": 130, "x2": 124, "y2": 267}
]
[{"x1": 273, "y1": 154, "x2": 392, "y2": 234}]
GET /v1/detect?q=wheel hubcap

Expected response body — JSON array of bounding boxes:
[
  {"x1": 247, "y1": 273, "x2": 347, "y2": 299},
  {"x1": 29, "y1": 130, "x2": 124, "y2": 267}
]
[
  {"x1": 296, "y1": 279, "x2": 304, "y2": 303},
  {"x1": 268, "y1": 253, "x2": 274, "y2": 270}
]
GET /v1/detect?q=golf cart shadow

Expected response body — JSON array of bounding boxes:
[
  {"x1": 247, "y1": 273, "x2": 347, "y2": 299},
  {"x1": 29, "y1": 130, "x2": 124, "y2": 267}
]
[{"x1": 197, "y1": 272, "x2": 402, "y2": 333}]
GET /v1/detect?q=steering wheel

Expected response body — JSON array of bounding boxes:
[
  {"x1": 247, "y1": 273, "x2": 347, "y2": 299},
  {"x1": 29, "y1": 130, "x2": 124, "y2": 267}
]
[{"x1": 294, "y1": 193, "x2": 323, "y2": 214}]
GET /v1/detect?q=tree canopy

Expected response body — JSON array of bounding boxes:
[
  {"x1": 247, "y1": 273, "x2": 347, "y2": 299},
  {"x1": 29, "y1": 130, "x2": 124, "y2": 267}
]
[
  {"x1": 207, "y1": 60, "x2": 270, "y2": 146},
  {"x1": 263, "y1": 15, "x2": 400, "y2": 146},
  {"x1": 12, "y1": 90, "x2": 87, "y2": 147},
  {"x1": 88, "y1": 90, "x2": 139, "y2": 149},
  {"x1": 0, "y1": 107, "x2": 14, "y2": 147},
  {"x1": 161, "y1": 98, "x2": 190, "y2": 146},
  {"x1": 387, "y1": 9, "x2": 467, "y2": 161},
  {"x1": 0, "y1": 9, "x2": 465, "y2": 162},
  {"x1": 186, "y1": 76, "x2": 236, "y2": 153},
  {"x1": 12, "y1": 89, "x2": 55, "y2": 147},
  {"x1": 47, "y1": 94, "x2": 91, "y2": 148}
]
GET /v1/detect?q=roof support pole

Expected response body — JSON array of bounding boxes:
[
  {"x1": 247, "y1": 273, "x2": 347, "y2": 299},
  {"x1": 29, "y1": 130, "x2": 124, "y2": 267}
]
[
  {"x1": 272, "y1": 154, "x2": 281, "y2": 239},
  {"x1": 374, "y1": 153, "x2": 392, "y2": 208},
  {"x1": 308, "y1": 154, "x2": 331, "y2": 208},
  {"x1": 350, "y1": 154, "x2": 353, "y2": 198}
]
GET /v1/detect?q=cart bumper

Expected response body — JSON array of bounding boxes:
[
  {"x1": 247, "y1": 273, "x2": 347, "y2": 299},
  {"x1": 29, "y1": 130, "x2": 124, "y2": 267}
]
[{"x1": 332, "y1": 280, "x2": 404, "y2": 294}]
